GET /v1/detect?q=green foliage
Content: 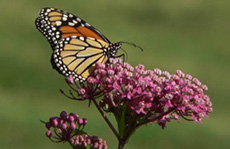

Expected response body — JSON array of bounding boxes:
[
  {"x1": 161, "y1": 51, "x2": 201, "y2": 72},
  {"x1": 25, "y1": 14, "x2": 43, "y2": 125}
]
[{"x1": 0, "y1": 0, "x2": 229, "y2": 148}]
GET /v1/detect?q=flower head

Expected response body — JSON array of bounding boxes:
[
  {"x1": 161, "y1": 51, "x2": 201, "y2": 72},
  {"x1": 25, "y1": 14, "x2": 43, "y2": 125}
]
[
  {"x1": 88, "y1": 58, "x2": 212, "y2": 128},
  {"x1": 44, "y1": 111, "x2": 87, "y2": 143},
  {"x1": 63, "y1": 58, "x2": 212, "y2": 129},
  {"x1": 43, "y1": 111, "x2": 108, "y2": 148}
]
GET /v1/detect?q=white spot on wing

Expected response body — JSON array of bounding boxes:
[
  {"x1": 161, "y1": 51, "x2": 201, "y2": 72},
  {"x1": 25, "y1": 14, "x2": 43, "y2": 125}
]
[
  {"x1": 68, "y1": 22, "x2": 75, "y2": 26},
  {"x1": 79, "y1": 37, "x2": 84, "y2": 41},
  {"x1": 63, "y1": 17, "x2": 67, "y2": 21},
  {"x1": 85, "y1": 23, "x2": 90, "y2": 27},
  {"x1": 76, "y1": 18, "x2": 81, "y2": 22},
  {"x1": 88, "y1": 37, "x2": 94, "y2": 40},
  {"x1": 73, "y1": 20, "x2": 78, "y2": 24},
  {"x1": 55, "y1": 21, "x2": 62, "y2": 26}
]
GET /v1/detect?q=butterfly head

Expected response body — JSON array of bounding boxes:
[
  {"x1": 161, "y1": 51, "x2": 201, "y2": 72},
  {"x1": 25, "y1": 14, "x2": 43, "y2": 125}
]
[{"x1": 107, "y1": 42, "x2": 122, "y2": 58}]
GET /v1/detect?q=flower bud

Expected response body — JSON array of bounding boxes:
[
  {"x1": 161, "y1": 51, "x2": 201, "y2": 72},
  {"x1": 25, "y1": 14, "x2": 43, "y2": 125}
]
[
  {"x1": 77, "y1": 118, "x2": 86, "y2": 126},
  {"x1": 82, "y1": 118, "x2": 88, "y2": 125},
  {"x1": 66, "y1": 76, "x2": 75, "y2": 84},
  {"x1": 70, "y1": 122, "x2": 76, "y2": 131},
  {"x1": 69, "y1": 113, "x2": 79, "y2": 121},
  {"x1": 50, "y1": 117, "x2": 59, "y2": 127},
  {"x1": 60, "y1": 111, "x2": 67, "y2": 119},
  {"x1": 46, "y1": 130, "x2": 52, "y2": 138},
  {"x1": 45, "y1": 122, "x2": 51, "y2": 129},
  {"x1": 68, "y1": 115, "x2": 75, "y2": 123},
  {"x1": 61, "y1": 123, "x2": 67, "y2": 130}
]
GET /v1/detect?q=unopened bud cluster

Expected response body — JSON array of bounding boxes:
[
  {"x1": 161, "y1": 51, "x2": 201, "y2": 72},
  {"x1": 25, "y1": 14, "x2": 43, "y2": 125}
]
[{"x1": 45, "y1": 111, "x2": 87, "y2": 142}]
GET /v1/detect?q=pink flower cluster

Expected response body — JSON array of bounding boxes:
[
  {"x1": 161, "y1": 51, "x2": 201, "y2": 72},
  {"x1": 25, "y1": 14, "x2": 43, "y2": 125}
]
[
  {"x1": 44, "y1": 111, "x2": 107, "y2": 148},
  {"x1": 66, "y1": 58, "x2": 212, "y2": 129},
  {"x1": 71, "y1": 134, "x2": 107, "y2": 149},
  {"x1": 45, "y1": 111, "x2": 87, "y2": 142}
]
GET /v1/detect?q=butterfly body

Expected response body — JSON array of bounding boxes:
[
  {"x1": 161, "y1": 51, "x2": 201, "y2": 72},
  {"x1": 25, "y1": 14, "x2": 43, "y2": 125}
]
[{"x1": 35, "y1": 7, "x2": 121, "y2": 81}]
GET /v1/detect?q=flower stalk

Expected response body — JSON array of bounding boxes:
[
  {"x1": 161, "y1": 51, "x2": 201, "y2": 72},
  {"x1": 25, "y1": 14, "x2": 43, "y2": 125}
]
[{"x1": 91, "y1": 97, "x2": 120, "y2": 141}]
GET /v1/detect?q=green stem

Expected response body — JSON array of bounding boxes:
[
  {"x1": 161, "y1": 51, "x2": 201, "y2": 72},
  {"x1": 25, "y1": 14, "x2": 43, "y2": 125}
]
[
  {"x1": 118, "y1": 139, "x2": 126, "y2": 149},
  {"x1": 91, "y1": 97, "x2": 120, "y2": 141},
  {"x1": 118, "y1": 105, "x2": 126, "y2": 139}
]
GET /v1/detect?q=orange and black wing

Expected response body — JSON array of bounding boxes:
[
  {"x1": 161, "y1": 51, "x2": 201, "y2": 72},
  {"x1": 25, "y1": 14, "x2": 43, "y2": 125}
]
[
  {"x1": 35, "y1": 7, "x2": 111, "y2": 50},
  {"x1": 52, "y1": 36, "x2": 109, "y2": 81},
  {"x1": 35, "y1": 7, "x2": 122, "y2": 81}
]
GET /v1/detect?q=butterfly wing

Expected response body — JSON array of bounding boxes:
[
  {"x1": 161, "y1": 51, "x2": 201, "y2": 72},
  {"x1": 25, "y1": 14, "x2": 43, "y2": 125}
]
[
  {"x1": 52, "y1": 36, "x2": 109, "y2": 81},
  {"x1": 35, "y1": 17, "x2": 58, "y2": 50},
  {"x1": 35, "y1": 7, "x2": 122, "y2": 81},
  {"x1": 35, "y1": 7, "x2": 111, "y2": 50}
]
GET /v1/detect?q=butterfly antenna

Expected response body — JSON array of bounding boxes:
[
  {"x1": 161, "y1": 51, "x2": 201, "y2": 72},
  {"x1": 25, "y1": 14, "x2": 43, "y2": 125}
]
[{"x1": 119, "y1": 41, "x2": 143, "y2": 52}]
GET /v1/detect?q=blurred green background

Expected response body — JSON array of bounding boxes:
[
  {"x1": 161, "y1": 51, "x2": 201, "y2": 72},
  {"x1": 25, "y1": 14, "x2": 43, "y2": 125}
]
[{"x1": 0, "y1": 0, "x2": 229, "y2": 148}]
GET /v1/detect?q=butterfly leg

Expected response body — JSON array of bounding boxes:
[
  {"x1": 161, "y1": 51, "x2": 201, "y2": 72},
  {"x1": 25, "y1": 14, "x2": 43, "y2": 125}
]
[
  {"x1": 115, "y1": 53, "x2": 126, "y2": 63},
  {"x1": 116, "y1": 54, "x2": 127, "y2": 67}
]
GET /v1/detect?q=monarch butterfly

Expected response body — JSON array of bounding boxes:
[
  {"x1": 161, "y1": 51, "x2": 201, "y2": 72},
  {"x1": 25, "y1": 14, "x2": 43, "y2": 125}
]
[{"x1": 35, "y1": 7, "x2": 122, "y2": 82}]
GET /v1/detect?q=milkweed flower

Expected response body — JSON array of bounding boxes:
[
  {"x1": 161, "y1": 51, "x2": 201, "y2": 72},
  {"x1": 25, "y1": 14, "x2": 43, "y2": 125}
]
[
  {"x1": 65, "y1": 58, "x2": 212, "y2": 129},
  {"x1": 62, "y1": 58, "x2": 212, "y2": 143},
  {"x1": 43, "y1": 111, "x2": 107, "y2": 148}
]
